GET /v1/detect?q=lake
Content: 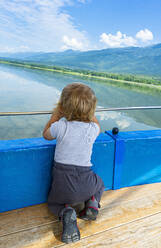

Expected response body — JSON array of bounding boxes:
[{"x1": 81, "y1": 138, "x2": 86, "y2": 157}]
[{"x1": 0, "y1": 64, "x2": 161, "y2": 140}]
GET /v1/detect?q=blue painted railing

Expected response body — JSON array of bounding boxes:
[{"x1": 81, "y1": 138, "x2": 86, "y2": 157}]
[
  {"x1": 106, "y1": 130, "x2": 161, "y2": 189},
  {"x1": 1, "y1": 130, "x2": 161, "y2": 213}
]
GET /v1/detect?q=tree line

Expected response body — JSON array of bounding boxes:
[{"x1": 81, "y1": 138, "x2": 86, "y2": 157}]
[{"x1": 0, "y1": 58, "x2": 161, "y2": 86}]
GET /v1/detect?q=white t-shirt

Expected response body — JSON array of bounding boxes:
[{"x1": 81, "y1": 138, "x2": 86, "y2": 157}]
[{"x1": 50, "y1": 118, "x2": 100, "y2": 167}]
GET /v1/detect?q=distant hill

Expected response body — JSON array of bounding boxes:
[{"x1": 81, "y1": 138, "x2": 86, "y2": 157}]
[
  {"x1": 0, "y1": 52, "x2": 44, "y2": 60},
  {"x1": 1, "y1": 44, "x2": 161, "y2": 76}
]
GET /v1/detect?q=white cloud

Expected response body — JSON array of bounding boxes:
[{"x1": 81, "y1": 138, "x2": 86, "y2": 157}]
[
  {"x1": 61, "y1": 35, "x2": 84, "y2": 50},
  {"x1": 100, "y1": 29, "x2": 154, "y2": 48},
  {"x1": 77, "y1": 0, "x2": 87, "y2": 3},
  {"x1": 0, "y1": 0, "x2": 155, "y2": 53},
  {"x1": 96, "y1": 110, "x2": 121, "y2": 121},
  {"x1": 136, "y1": 29, "x2": 153, "y2": 42},
  {"x1": 116, "y1": 119, "x2": 130, "y2": 129},
  {"x1": 0, "y1": 0, "x2": 89, "y2": 52},
  {"x1": 100, "y1": 31, "x2": 137, "y2": 48},
  {"x1": 2, "y1": 46, "x2": 30, "y2": 53}
]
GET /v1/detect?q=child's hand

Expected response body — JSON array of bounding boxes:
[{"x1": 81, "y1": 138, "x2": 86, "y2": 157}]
[{"x1": 43, "y1": 108, "x2": 63, "y2": 139}]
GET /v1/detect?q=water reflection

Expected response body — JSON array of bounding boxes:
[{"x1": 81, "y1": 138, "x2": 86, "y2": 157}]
[
  {"x1": 0, "y1": 69, "x2": 61, "y2": 112},
  {"x1": 0, "y1": 64, "x2": 161, "y2": 140},
  {"x1": 96, "y1": 110, "x2": 156, "y2": 132}
]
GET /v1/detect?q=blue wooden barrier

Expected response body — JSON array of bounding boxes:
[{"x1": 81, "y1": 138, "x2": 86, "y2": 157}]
[
  {"x1": 106, "y1": 130, "x2": 161, "y2": 189},
  {"x1": 0, "y1": 138, "x2": 56, "y2": 213},
  {"x1": 91, "y1": 133, "x2": 115, "y2": 191},
  {"x1": 0, "y1": 133, "x2": 115, "y2": 213},
  {"x1": 1, "y1": 130, "x2": 161, "y2": 213}
]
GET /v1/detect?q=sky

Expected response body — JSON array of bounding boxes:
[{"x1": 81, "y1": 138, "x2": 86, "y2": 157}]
[{"x1": 0, "y1": 0, "x2": 161, "y2": 53}]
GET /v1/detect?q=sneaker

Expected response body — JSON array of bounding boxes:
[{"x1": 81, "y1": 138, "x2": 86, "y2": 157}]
[
  {"x1": 61, "y1": 207, "x2": 80, "y2": 244},
  {"x1": 79, "y1": 196, "x2": 99, "y2": 221},
  {"x1": 79, "y1": 207, "x2": 98, "y2": 220}
]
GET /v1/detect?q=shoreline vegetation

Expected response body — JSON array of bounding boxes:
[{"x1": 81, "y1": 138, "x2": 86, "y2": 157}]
[{"x1": 1, "y1": 59, "x2": 161, "y2": 95}]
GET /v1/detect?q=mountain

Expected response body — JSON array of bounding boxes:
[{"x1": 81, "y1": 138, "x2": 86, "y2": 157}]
[
  {"x1": 0, "y1": 52, "x2": 44, "y2": 59},
  {"x1": 1, "y1": 44, "x2": 161, "y2": 76}
]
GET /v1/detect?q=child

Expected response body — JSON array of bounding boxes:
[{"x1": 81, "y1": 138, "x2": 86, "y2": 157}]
[{"x1": 43, "y1": 83, "x2": 104, "y2": 244}]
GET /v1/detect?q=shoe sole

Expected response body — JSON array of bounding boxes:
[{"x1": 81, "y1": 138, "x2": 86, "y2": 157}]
[
  {"x1": 62, "y1": 231, "x2": 80, "y2": 244},
  {"x1": 62, "y1": 209, "x2": 80, "y2": 244}
]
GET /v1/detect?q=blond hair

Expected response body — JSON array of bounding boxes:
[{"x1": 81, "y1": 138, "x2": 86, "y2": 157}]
[{"x1": 54, "y1": 83, "x2": 97, "y2": 122}]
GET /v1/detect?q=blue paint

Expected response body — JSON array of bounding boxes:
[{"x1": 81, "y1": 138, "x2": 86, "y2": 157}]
[
  {"x1": 1, "y1": 130, "x2": 161, "y2": 213},
  {"x1": 113, "y1": 139, "x2": 125, "y2": 189},
  {"x1": 92, "y1": 133, "x2": 115, "y2": 191},
  {"x1": 106, "y1": 131, "x2": 125, "y2": 189},
  {"x1": 0, "y1": 133, "x2": 115, "y2": 213},
  {"x1": 0, "y1": 137, "x2": 56, "y2": 152},
  {"x1": 106, "y1": 130, "x2": 161, "y2": 189},
  {"x1": 0, "y1": 139, "x2": 56, "y2": 213}
]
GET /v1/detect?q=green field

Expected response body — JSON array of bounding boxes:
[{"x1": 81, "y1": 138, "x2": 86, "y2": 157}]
[{"x1": 1, "y1": 59, "x2": 161, "y2": 95}]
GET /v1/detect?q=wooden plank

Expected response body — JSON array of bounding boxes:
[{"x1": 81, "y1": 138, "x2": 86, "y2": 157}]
[
  {"x1": 100, "y1": 182, "x2": 161, "y2": 207},
  {"x1": 0, "y1": 183, "x2": 161, "y2": 248},
  {"x1": 58, "y1": 213, "x2": 161, "y2": 248},
  {"x1": 0, "y1": 203, "x2": 56, "y2": 237},
  {"x1": 1, "y1": 182, "x2": 161, "y2": 237},
  {"x1": 0, "y1": 207, "x2": 161, "y2": 248}
]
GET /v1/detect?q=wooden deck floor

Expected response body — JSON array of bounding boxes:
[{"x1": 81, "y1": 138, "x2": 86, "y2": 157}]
[{"x1": 1, "y1": 182, "x2": 161, "y2": 248}]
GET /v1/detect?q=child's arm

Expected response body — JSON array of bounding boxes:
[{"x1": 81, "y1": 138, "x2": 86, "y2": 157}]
[
  {"x1": 92, "y1": 116, "x2": 101, "y2": 134},
  {"x1": 43, "y1": 110, "x2": 63, "y2": 140}
]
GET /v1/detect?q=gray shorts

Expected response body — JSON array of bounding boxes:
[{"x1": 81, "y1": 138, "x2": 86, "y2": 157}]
[{"x1": 48, "y1": 161, "x2": 104, "y2": 217}]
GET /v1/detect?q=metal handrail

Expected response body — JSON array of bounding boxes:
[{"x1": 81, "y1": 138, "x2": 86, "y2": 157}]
[{"x1": 1, "y1": 106, "x2": 161, "y2": 116}]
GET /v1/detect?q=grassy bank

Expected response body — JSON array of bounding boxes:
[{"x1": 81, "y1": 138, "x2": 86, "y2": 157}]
[{"x1": 1, "y1": 59, "x2": 161, "y2": 95}]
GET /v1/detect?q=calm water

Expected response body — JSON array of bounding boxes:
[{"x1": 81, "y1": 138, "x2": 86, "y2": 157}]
[{"x1": 0, "y1": 64, "x2": 161, "y2": 140}]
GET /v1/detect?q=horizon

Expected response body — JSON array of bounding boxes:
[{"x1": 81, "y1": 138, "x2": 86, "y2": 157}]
[
  {"x1": 0, "y1": 42, "x2": 161, "y2": 55},
  {"x1": 0, "y1": 0, "x2": 161, "y2": 53}
]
